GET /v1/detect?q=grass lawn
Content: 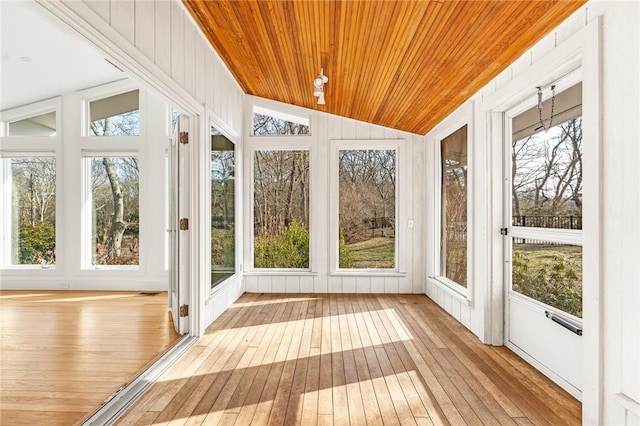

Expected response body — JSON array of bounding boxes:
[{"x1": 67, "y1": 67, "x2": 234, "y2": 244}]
[
  {"x1": 346, "y1": 237, "x2": 395, "y2": 269},
  {"x1": 513, "y1": 243, "x2": 582, "y2": 281}
]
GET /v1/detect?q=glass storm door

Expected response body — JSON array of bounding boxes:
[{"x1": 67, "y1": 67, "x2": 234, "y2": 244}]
[{"x1": 503, "y1": 82, "x2": 583, "y2": 399}]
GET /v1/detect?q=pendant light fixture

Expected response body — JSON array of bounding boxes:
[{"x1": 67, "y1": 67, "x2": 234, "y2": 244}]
[{"x1": 313, "y1": 68, "x2": 328, "y2": 105}]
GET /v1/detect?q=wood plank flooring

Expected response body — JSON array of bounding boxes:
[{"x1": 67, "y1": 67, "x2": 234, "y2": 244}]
[
  {"x1": 0, "y1": 290, "x2": 181, "y2": 426},
  {"x1": 117, "y1": 294, "x2": 581, "y2": 425}
]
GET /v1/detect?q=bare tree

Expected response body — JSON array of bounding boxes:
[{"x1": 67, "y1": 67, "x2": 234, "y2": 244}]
[
  {"x1": 512, "y1": 117, "x2": 583, "y2": 220},
  {"x1": 90, "y1": 112, "x2": 140, "y2": 262}
]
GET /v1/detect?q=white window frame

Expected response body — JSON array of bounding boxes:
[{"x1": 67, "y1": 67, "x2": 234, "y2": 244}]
[
  {"x1": 249, "y1": 102, "x2": 312, "y2": 137},
  {"x1": 1, "y1": 98, "x2": 62, "y2": 271},
  {"x1": 329, "y1": 139, "x2": 406, "y2": 276},
  {"x1": 81, "y1": 150, "x2": 141, "y2": 271},
  {"x1": 81, "y1": 80, "x2": 141, "y2": 138},
  {"x1": 0, "y1": 98, "x2": 61, "y2": 138},
  {"x1": 435, "y1": 123, "x2": 472, "y2": 296},
  {"x1": 248, "y1": 141, "x2": 313, "y2": 273},
  {"x1": 503, "y1": 70, "x2": 584, "y2": 320},
  {"x1": 208, "y1": 121, "x2": 240, "y2": 290},
  {"x1": 0, "y1": 151, "x2": 58, "y2": 269}
]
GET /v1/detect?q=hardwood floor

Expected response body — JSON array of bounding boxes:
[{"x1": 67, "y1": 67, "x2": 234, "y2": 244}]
[
  {"x1": 117, "y1": 293, "x2": 581, "y2": 425},
  {"x1": 0, "y1": 290, "x2": 181, "y2": 426}
]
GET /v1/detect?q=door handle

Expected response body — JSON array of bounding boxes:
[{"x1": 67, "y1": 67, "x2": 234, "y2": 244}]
[{"x1": 545, "y1": 311, "x2": 582, "y2": 336}]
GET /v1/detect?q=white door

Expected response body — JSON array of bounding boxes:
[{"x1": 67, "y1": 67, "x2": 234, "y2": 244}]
[
  {"x1": 503, "y1": 79, "x2": 583, "y2": 399},
  {"x1": 168, "y1": 115, "x2": 190, "y2": 335}
]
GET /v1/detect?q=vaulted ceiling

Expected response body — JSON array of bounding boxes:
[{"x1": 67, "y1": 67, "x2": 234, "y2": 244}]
[{"x1": 184, "y1": 0, "x2": 586, "y2": 135}]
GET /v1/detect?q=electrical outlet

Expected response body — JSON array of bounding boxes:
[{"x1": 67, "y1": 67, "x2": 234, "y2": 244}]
[
  {"x1": 408, "y1": 220, "x2": 414, "y2": 228},
  {"x1": 60, "y1": 282, "x2": 70, "y2": 289}
]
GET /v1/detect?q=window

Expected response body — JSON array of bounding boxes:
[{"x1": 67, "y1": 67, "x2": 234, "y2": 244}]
[
  {"x1": 211, "y1": 126, "x2": 236, "y2": 288},
  {"x1": 89, "y1": 90, "x2": 140, "y2": 136},
  {"x1": 86, "y1": 156, "x2": 139, "y2": 267},
  {"x1": 252, "y1": 106, "x2": 310, "y2": 136},
  {"x1": 8, "y1": 112, "x2": 56, "y2": 136},
  {"x1": 253, "y1": 150, "x2": 309, "y2": 268},
  {"x1": 440, "y1": 125, "x2": 468, "y2": 287},
  {"x1": 509, "y1": 82, "x2": 583, "y2": 317},
  {"x1": 1, "y1": 156, "x2": 56, "y2": 266},
  {"x1": 338, "y1": 149, "x2": 396, "y2": 269}
]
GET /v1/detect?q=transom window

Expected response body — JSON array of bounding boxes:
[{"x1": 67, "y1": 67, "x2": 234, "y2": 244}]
[
  {"x1": 252, "y1": 106, "x2": 310, "y2": 136},
  {"x1": 89, "y1": 90, "x2": 140, "y2": 136},
  {"x1": 8, "y1": 111, "x2": 56, "y2": 136}
]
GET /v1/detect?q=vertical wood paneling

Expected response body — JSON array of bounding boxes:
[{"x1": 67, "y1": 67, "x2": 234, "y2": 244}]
[
  {"x1": 342, "y1": 277, "x2": 356, "y2": 293},
  {"x1": 170, "y1": 1, "x2": 185, "y2": 88},
  {"x1": 384, "y1": 277, "x2": 399, "y2": 294},
  {"x1": 205, "y1": 53, "x2": 215, "y2": 109},
  {"x1": 135, "y1": 0, "x2": 155, "y2": 62},
  {"x1": 194, "y1": 36, "x2": 206, "y2": 104},
  {"x1": 355, "y1": 122, "x2": 370, "y2": 139},
  {"x1": 328, "y1": 116, "x2": 343, "y2": 139},
  {"x1": 257, "y1": 275, "x2": 272, "y2": 293},
  {"x1": 271, "y1": 276, "x2": 286, "y2": 293},
  {"x1": 183, "y1": 22, "x2": 196, "y2": 96},
  {"x1": 245, "y1": 275, "x2": 258, "y2": 293},
  {"x1": 356, "y1": 277, "x2": 370, "y2": 293},
  {"x1": 328, "y1": 276, "x2": 342, "y2": 293},
  {"x1": 341, "y1": 119, "x2": 356, "y2": 139},
  {"x1": 84, "y1": 0, "x2": 110, "y2": 22},
  {"x1": 412, "y1": 135, "x2": 426, "y2": 294},
  {"x1": 370, "y1": 124, "x2": 385, "y2": 140},
  {"x1": 110, "y1": 0, "x2": 135, "y2": 44},
  {"x1": 398, "y1": 277, "x2": 412, "y2": 294},
  {"x1": 154, "y1": 0, "x2": 171, "y2": 75},
  {"x1": 300, "y1": 276, "x2": 314, "y2": 293},
  {"x1": 370, "y1": 277, "x2": 385, "y2": 293},
  {"x1": 285, "y1": 276, "x2": 300, "y2": 293}
]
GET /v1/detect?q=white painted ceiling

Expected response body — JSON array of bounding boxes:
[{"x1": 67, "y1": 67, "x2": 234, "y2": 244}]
[{"x1": 1, "y1": 1, "x2": 124, "y2": 111}]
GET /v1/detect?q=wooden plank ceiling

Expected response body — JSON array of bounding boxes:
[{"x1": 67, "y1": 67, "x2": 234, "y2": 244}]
[{"x1": 183, "y1": 0, "x2": 586, "y2": 135}]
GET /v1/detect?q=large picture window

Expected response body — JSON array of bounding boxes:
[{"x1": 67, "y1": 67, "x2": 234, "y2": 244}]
[
  {"x1": 253, "y1": 150, "x2": 309, "y2": 269},
  {"x1": 87, "y1": 156, "x2": 140, "y2": 267},
  {"x1": 211, "y1": 126, "x2": 236, "y2": 288},
  {"x1": 1, "y1": 156, "x2": 56, "y2": 266},
  {"x1": 338, "y1": 149, "x2": 396, "y2": 269},
  {"x1": 440, "y1": 125, "x2": 468, "y2": 287}
]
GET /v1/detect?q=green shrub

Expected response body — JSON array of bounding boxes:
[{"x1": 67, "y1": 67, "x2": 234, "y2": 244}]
[
  {"x1": 254, "y1": 222, "x2": 355, "y2": 269},
  {"x1": 338, "y1": 228, "x2": 354, "y2": 268},
  {"x1": 512, "y1": 250, "x2": 582, "y2": 317},
  {"x1": 255, "y1": 220, "x2": 309, "y2": 268},
  {"x1": 18, "y1": 222, "x2": 56, "y2": 264}
]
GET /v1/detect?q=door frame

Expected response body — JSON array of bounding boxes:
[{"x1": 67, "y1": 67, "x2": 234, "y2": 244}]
[
  {"x1": 501, "y1": 69, "x2": 584, "y2": 399},
  {"x1": 483, "y1": 17, "x2": 602, "y2": 421},
  {"x1": 35, "y1": 0, "x2": 206, "y2": 338}
]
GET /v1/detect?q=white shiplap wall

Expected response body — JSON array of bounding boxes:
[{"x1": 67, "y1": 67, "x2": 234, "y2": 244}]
[
  {"x1": 424, "y1": 1, "x2": 640, "y2": 424},
  {"x1": 243, "y1": 97, "x2": 425, "y2": 295}
]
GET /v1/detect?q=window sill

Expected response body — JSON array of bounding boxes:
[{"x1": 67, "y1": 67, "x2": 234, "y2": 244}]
[
  {"x1": 429, "y1": 276, "x2": 472, "y2": 306},
  {"x1": 0, "y1": 266, "x2": 57, "y2": 273}
]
